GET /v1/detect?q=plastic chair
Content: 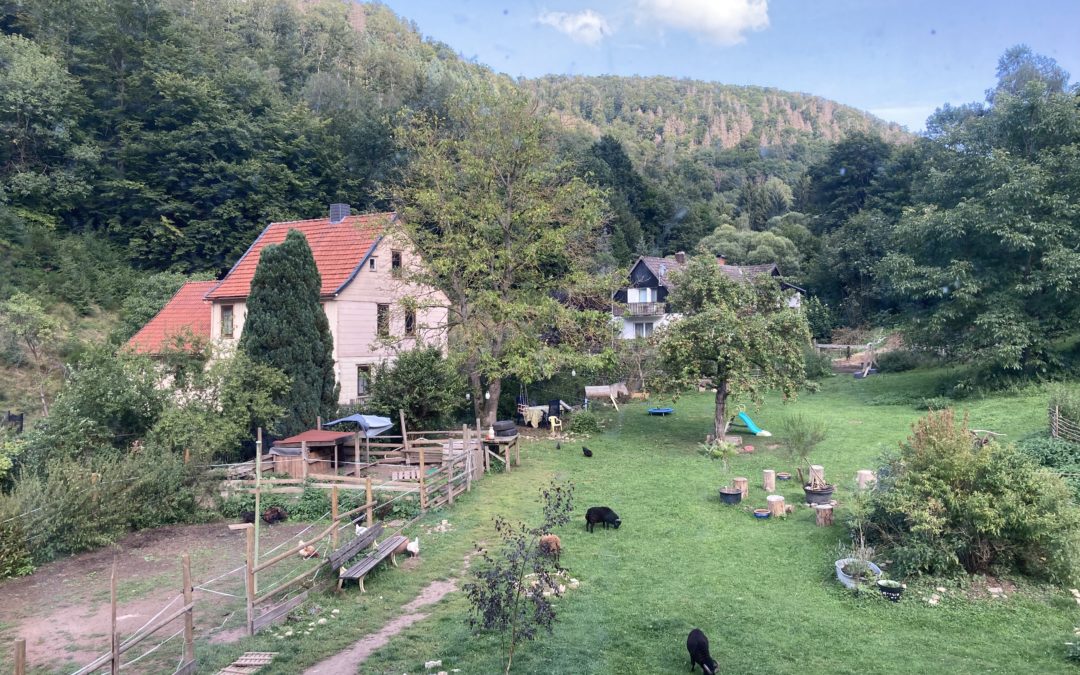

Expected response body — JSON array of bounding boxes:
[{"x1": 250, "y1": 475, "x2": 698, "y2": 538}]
[{"x1": 548, "y1": 416, "x2": 563, "y2": 433}]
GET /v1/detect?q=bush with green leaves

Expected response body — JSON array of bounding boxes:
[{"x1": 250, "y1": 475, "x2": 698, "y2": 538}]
[
  {"x1": 803, "y1": 346, "x2": 834, "y2": 381},
  {"x1": 876, "y1": 350, "x2": 936, "y2": 373},
  {"x1": 368, "y1": 347, "x2": 466, "y2": 431},
  {"x1": 566, "y1": 409, "x2": 601, "y2": 435},
  {"x1": 1050, "y1": 387, "x2": 1080, "y2": 424},
  {"x1": 1015, "y1": 434, "x2": 1080, "y2": 500},
  {"x1": 218, "y1": 485, "x2": 421, "y2": 523},
  {"x1": 0, "y1": 449, "x2": 202, "y2": 577},
  {"x1": 865, "y1": 409, "x2": 1080, "y2": 583}
]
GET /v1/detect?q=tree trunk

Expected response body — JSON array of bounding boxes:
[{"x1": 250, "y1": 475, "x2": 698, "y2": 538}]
[
  {"x1": 482, "y1": 378, "x2": 502, "y2": 427},
  {"x1": 713, "y1": 379, "x2": 729, "y2": 440}
]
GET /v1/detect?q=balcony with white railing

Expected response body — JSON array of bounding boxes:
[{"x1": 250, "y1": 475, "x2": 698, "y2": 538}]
[{"x1": 624, "y1": 301, "x2": 667, "y2": 317}]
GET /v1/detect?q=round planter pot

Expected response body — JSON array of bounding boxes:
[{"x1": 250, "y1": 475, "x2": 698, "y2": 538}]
[
  {"x1": 753, "y1": 508, "x2": 770, "y2": 519},
  {"x1": 804, "y1": 484, "x2": 836, "y2": 505},
  {"x1": 835, "y1": 558, "x2": 882, "y2": 590},
  {"x1": 877, "y1": 580, "x2": 904, "y2": 602},
  {"x1": 718, "y1": 487, "x2": 743, "y2": 505},
  {"x1": 776, "y1": 472, "x2": 792, "y2": 481}
]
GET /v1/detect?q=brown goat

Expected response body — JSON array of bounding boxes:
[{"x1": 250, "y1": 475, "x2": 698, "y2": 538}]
[{"x1": 538, "y1": 534, "x2": 562, "y2": 567}]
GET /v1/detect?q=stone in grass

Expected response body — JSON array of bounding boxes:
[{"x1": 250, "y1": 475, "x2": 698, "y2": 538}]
[
  {"x1": 425, "y1": 660, "x2": 442, "y2": 669},
  {"x1": 332, "y1": 609, "x2": 341, "y2": 614},
  {"x1": 318, "y1": 618, "x2": 327, "y2": 624}
]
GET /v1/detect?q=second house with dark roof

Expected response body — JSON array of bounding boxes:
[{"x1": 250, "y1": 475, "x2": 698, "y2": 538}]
[{"x1": 612, "y1": 251, "x2": 803, "y2": 339}]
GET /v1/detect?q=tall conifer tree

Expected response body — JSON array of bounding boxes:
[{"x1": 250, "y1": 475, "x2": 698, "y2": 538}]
[{"x1": 239, "y1": 230, "x2": 338, "y2": 436}]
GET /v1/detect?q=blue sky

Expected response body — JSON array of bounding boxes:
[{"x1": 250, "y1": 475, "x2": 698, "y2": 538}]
[{"x1": 380, "y1": 0, "x2": 1080, "y2": 131}]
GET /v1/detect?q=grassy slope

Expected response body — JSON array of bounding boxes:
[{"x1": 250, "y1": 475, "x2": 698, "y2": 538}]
[{"x1": 200, "y1": 369, "x2": 1075, "y2": 674}]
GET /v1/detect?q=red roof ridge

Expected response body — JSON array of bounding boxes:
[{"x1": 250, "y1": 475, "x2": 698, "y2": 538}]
[{"x1": 205, "y1": 212, "x2": 395, "y2": 301}]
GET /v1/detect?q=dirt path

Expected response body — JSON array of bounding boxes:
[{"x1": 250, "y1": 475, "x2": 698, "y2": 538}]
[
  {"x1": 303, "y1": 553, "x2": 477, "y2": 674},
  {"x1": 0, "y1": 522, "x2": 312, "y2": 672}
]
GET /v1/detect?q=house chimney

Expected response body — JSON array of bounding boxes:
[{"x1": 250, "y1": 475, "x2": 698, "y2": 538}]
[
  {"x1": 674, "y1": 251, "x2": 686, "y2": 264},
  {"x1": 717, "y1": 254, "x2": 726, "y2": 266},
  {"x1": 329, "y1": 203, "x2": 350, "y2": 224}
]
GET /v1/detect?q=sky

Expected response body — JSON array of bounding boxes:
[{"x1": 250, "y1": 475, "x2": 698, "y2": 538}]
[{"x1": 380, "y1": 0, "x2": 1080, "y2": 131}]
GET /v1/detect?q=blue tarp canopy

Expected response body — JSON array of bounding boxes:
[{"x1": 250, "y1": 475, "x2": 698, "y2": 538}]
[{"x1": 323, "y1": 414, "x2": 394, "y2": 438}]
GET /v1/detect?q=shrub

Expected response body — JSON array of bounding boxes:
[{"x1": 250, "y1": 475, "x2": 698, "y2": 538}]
[
  {"x1": 566, "y1": 409, "x2": 601, "y2": 435},
  {"x1": 916, "y1": 396, "x2": 953, "y2": 411},
  {"x1": 780, "y1": 413, "x2": 828, "y2": 465},
  {"x1": 803, "y1": 346, "x2": 834, "y2": 381},
  {"x1": 1050, "y1": 386, "x2": 1080, "y2": 424},
  {"x1": 876, "y1": 350, "x2": 934, "y2": 373},
  {"x1": 865, "y1": 410, "x2": 1080, "y2": 584},
  {"x1": 368, "y1": 347, "x2": 466, "y2": 431},
  {"x1": 1015, "y1": 434, "x2": 1080, "y2": 500}
]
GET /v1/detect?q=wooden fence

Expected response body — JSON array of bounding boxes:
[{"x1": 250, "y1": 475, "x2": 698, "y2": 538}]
[
  {"x1": 17, "y1": 556, "x2": 197, "y2": 675},
  {"x1": 1050, "y1": 405, "x2": 1080, "y2": 444}
]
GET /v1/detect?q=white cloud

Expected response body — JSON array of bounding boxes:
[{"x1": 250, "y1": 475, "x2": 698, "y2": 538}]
[
  {"x1": 537, "y1": 9, "x2": 613, "y2": 46},
  {"x1": 638, "y1": 0, "x2": 769, "y2": 45}
]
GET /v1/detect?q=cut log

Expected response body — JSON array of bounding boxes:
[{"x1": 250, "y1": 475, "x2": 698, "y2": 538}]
[
  {"x1": 763, "y1": 469, "x2": 776, "y2": 492},
  {"x1": 733, "y1": 477, "x2": 748, "y2": 499},
  {"x1": 767, "y1": 494, "x2": 785, "y2": 518},
  {"x1": 809, "y1": 464, "x2": 826, "y2": 488},
  {"x1": 814, "y1": 504, "x2": 834, "y2": 527},
  {"x1": 856, "y1": 470, "x2": 876, "y2": 490}
]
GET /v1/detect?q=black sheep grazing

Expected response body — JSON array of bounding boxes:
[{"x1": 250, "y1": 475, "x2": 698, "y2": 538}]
[
  {"x1": 687, "y1": 628, "x2": 718, "y2": 674},
  {"x1": 582, "y1": 446, "x2": 593, "y2": 457},
  {"x1": 585, "y1": 506, "x2": 620, "y2": 532},
  {"x1": 261, "y1": 506, "x2": 288, "y2": 525}
]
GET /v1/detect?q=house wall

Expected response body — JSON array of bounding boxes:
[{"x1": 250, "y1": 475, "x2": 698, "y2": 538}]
[
  {"x1": 209, "y1": 300, "x2": 247, "y2": 352},
  {"x1": 331, "y1": 234, "x2": 449, "y2": 404}
]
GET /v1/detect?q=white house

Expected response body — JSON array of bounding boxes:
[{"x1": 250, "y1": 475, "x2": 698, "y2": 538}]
[
  {"x1": 128, "y1": 205, "x2": 449, "y2": 404},
  {"x1": 613, "y1": 252, "x2": 803, "y2": 339}
]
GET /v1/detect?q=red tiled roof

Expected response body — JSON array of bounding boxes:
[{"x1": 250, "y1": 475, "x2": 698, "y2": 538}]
[
  {"x1": 205, "y1": 213, "x2": 393, "y2": 301},
  {"x1": 719, "y1": 263, "x2": 780, "y2": 282},
  {"x1": 278, "y1": 430, "x2": 355, "y2": 445},
  {"x1": 126, "y1": 281, "x2": 216, "y2": 355}
]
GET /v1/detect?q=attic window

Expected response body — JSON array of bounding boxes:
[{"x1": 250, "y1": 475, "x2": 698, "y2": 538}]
[
  {"x1": 221, "y1": 305, "x2": 234, "y2": 339},
  {"x1": 369, "y1": 257, "x2": 377, "y2": 271}
]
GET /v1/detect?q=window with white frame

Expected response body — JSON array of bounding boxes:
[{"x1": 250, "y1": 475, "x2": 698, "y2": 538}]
[{"x1": 634, "y1": 322, "x2": 654, "y2": 338}]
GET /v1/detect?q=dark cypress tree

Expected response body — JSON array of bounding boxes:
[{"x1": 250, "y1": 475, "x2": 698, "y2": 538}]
[{"x1": 239, "y1": 229, "x2": 338, "y2": 436}]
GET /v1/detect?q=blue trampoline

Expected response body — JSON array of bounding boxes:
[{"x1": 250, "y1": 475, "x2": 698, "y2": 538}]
[{"x1": 648, "y1": 407, "x2": 675, "y2": 416}]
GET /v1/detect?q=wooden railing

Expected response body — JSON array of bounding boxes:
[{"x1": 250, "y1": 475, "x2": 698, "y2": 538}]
[
  {"x1": 1050, "y1": 405, "x2": 1080, "y2": 444},
  {"x1": 624, "y1": 301, "x2": 667, "y2": 316}
]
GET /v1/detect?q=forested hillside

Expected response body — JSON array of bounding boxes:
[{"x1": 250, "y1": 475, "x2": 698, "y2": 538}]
[{"x1": 3, "y1": 0, "x2": 1077, "y2": 419}]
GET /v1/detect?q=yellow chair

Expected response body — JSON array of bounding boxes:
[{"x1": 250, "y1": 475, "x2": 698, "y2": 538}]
[{"x1": 549, "y1": 416, "x2": 563, "y2": 433}]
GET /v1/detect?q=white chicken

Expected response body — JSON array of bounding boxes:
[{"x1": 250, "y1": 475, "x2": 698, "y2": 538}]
[
  {"x1": 405, "y1": 537, "x2": 420, "y2": 557},
  {"x1": 355, "y1": 524, "x2": 368, "y2": 537}
]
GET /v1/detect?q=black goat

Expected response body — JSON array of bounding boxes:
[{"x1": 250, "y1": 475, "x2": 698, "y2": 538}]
[
  {"x1": 240, "y1": 510, "x2": 256, "y2": 524},
  {"x1": 687, "y1": 628, "x2": 718, "y2": 674},
  {"x1": 585, "y1": 506, "x2": 620, "y2": 532}
]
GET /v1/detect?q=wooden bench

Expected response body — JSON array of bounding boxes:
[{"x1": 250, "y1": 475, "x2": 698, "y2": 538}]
[
  {"x1": 338, "y1": 534, "x2": 408, "y2": 592},
  {"x1": 328, "y1": 523, "x2": 383, "y2": 574}
]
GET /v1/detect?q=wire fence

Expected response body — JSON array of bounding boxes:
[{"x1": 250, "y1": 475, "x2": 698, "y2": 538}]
[{"x1": 1050, "y1": 405, "x2": 1080, "y2": 444}]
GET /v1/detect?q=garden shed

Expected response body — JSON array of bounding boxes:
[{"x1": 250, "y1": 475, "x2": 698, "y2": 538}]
[{"x1": 270, "y1": 429, "x2": 356, "y2": 478}]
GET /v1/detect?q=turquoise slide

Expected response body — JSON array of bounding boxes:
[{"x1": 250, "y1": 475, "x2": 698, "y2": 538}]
[{"x1": 736, "y1": 411, "x2": 772, "y2": 436}]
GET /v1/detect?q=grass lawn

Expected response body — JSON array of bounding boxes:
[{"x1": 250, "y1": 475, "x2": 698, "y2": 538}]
[{"x1": 198, "y1": 369, "x2": 1078, "y2": 674}]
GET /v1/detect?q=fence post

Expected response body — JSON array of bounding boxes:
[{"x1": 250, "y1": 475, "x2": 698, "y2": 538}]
[
  {"x1": 301, "y1": 441, "x2": 309, "y2": 481},
  {"x1": 354, "y1": 433, "x2": 360, "y2": 477},
  {"x1": 110, "y1": 559, "x2": 119, "y2": 675},
  {"x1": 254, "y1": 427, "x2": 262, "y2": 595},
  {"x1": 476, "y1": 418, "x2": 487, "y2": 473},
  {"x1": 182, "y1": 554, "x2": 194, "y2": 666},
  {"x1": 14, "y1": 638, "x2": 26, "y2": 675},
  {"x1": 1051, "y1": 405, "x2": 1060, "y2": 439},
  {"x1": 331, "y1": 486, "x2": 339, "y2": 549},
  {"x1": 365, "y1": 477, "x2": 374, "y2": 527},
  {"x1": 463, "y1": 424, "x2": 473, "y2": 493}
]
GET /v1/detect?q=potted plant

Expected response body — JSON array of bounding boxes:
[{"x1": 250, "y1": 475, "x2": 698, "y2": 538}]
[
  {"x1": 700, "y1": 440, "x2": 742, "y2": 505},
  {"x1": 877, "y1": 579, "x2": 904, "y2": 602},
  {"x1": 835, "y1": 488, "x2": 879, "y2": 590},
  {"x1": 781, "y1": 414, "x2": 833, "y2": 504}
]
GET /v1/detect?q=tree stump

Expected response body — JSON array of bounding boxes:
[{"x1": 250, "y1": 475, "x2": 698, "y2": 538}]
[
  {"x1": 767, "y1": 494, "x2": 785, "y2": 518},
  {"x1": 809, "y1": 464, "x2": 826, "y2": 487},
  {"x1": 763, "y1": 469, "x2": 776, "y2": 492},
  {"x1": 733, "y1": 477, "x2": 748, "y2": 499},
  {"x1": 856, "y1": 469, "x2": 876, "y2": 490},
  {"x1": 814, "y1": 504, "x2": 834, "y2": 526}
]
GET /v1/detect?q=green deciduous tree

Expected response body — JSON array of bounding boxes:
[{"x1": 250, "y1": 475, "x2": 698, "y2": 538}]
[
  {"x1": 0, "y1": 292, "x2": 64, "y2": 416},
  {"x1": 239, "y1": 229, "x2": 337, "y2": 436},
  {"x1": 389, "y1": 81, "x2": 613, "y2": 425},
  {"x1": 696, "y1": 223, "x2": 803, "y2": 275},
  {"x1": 652, "y1": 256, "x2": 811, "y2": 438},
  {"x1": 878, "y1": 50, "x2": 1080, "y2": 377}
]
